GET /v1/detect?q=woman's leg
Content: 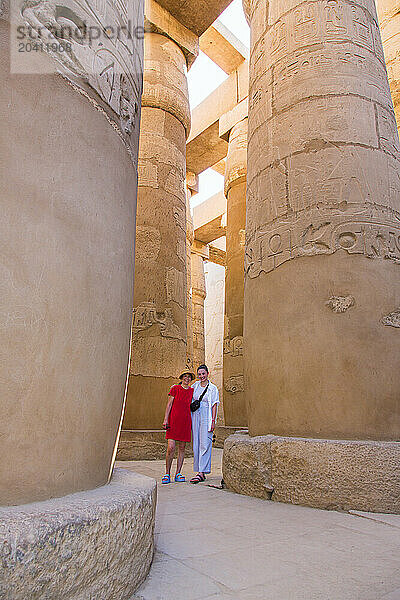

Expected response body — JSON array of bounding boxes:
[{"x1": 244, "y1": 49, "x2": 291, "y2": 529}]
[
  {"x1": 191, "y1": 410, "x2": 200, "y2": 473},
  {"x1": 165, "y1": 439, "x2": 176, "y2": 476},
  {"x1": 176, "y1": 442, "x2": 186, "y2": 474}
]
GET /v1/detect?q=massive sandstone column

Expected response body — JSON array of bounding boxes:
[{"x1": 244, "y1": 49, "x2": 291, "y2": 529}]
[
  {"x1": 191, "y1": 251, "x2": 207, "y2": 367},
  {"x1": 223, "y1": 118, "x2": 248, "y2": 427},
  {"x1": 223, "y1": 0, "x2": 400, "y2": 511},
  {"x1": 185, "y1": 181, "x2": 196, "y2": 371},
  {"x1": 243, "y1": 0, "x2": 400, "y2": 440},
  {"x1": 123, "y1": 32, "x2": 191, "y2": 430},
  {"x1": 0, "y1": 0, "x2": 143, "y2": 505},
  {"x1": 376, "y1": 0, "x2": 400, "y2": 127}
]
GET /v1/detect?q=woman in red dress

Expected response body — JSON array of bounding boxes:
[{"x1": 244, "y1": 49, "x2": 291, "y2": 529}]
[{"x1": 162, "y1": 371, "x2": 194, "y2": 483}]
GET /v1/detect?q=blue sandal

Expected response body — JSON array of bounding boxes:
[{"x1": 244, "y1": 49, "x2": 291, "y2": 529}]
[
  {"x1": 161, "y1": 474, "x2": 171, "y2": 484},
  {"x1": 174, "y1": 473, "x2": 185, "y2": 482}
]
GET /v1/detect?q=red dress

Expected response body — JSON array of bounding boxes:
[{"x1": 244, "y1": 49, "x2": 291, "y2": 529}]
[{"x1": 166, "y1": 384, "x2": 193, "y2": 442}]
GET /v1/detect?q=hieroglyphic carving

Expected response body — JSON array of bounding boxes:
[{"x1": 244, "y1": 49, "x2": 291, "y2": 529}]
[
  {"x1": 16, "y1": 0, "x2": 143, "y2": 146},
  {"x1": 326, "y1": 295, "x2": 355, "y2": 313},
  {"x1": 173, "y1": 205, "x2": 185, "y2": 231},
  {"x1": 136, "y1": 226, "x2": 161, "y2": 261},
  {"x1": 245, "y1": 206, "x2": 400, "y2": 278},
  {"x1": 381, "y1": 308, "x2": 400, "y2": 328},
  {"x1": 166, "y1": 268, "x2": 185, "y2": 308},
  {"x1": 132, "y1": 301, "x2": 183, "y2": 340},
  {"x1": 224, "y1": 336, "x2": 244, "y2": 356},
  {"x1": 224, "y1": 375, "x2": 244, "y2": 393},
  {"x1": 176, "y1": 240, "x2": 186, "y2": 265}
]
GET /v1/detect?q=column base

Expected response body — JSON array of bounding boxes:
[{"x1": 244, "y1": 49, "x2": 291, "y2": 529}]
[
  {"x1": 214, "y1": 426, "x2": 248, "y2": 448},
  {"x1": 223, "y1": 433, "x2": 400, "y2": 513},
  {"x1": 0, "y1": 469, "x2": 156, "y2": 600},
  {"x1": 117, "y1": 429, "x2": 193, "y2": 460}
]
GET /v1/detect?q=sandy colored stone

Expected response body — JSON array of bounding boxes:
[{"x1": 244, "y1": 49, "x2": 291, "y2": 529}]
[
  {"x1": 223, "y1": 433, "x2": 274, "y2": 499},
  {"x1": 204, "y1": 260, "x2": 225, "y2": 417},
  {"x1": 223, "y1": 119, "x2": 248, "y2": 428},
  {"x1": 224, "y1": 433, "x2": 400, "y2": 513},
  {"x1": 0, "y1": 469, "x2": 156, "y2": 600},
  {"x1": 0, "y1": 2, "x2": 143, "y2": 504},
  {"x1": 117, "y1": 430, "x2": 193, "y2": 460},
  {"x1": 243, "y1": 0, "x2": 400, "y2": 443},
  {"x1": 124, "y1": 32, "x2": 190, "y2": 432},
  {"x1": 191, "y1": 251, "x2": 206, "y2": 367},
  {"x1": 376, "y1": 0, "x2": 400, "y2": 129},
  {"x1": 270, "y1": 437, "x2": 400, "y2": 513}
]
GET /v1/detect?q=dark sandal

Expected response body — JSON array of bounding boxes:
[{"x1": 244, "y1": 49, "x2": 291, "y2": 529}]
[{"x1": 190, "y1": 473, "x2": 206, "y2": 484}]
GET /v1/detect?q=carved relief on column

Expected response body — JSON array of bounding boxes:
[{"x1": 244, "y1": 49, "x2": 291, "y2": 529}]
[
  {"x1": 191, "y1": 251, "x2": 206, "y2": 367},
  {"x1": 376, "y1": 0, "x2": 400, "y2": 128},
  {"x1": 124, "y1": 31, "x2": 191, "y2": 430},
  {"x1": 243, "y1": 0, "x2": 400, "y2": 440},
  {"x1": 223, "y1": 118, "x2": 248, "y2": 427}
]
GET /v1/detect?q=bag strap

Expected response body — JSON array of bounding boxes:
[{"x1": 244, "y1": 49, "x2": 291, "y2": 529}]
[{"x1": 198, "y1": 382, "x2": 209, "y2": 402}]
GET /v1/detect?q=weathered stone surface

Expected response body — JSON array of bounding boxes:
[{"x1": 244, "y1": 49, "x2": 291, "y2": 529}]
[
  {"x1": 124, "y1": 31, "x2": 190, "y2": 432},
  {"x1": 117, "y1": 429, "x2": 193, "y2": 460},
  {"x1": 223, "y1": 433, "x2": 274, "y2": 499},
  {"x1": 223, "y1": 433, "x2": 400, "y2": 513},
  {"x1": 243, "y1": 0, "x2": 400, "y2": 443},
  {"x1": 214, "y1": 425, "x2": 247, "y2": 448},
  {"x1": 0, "y1": 1, "x2": 143, "y2": 504},
  {"x1": 271, "y1": 437, "x2": 400, "y2": 513},
  {"x1": 0, "y1": 469, "x2": 156, "y2": 600},
  {"x1": 223, "y1": 118, "x2": 248, "y2": 428}
]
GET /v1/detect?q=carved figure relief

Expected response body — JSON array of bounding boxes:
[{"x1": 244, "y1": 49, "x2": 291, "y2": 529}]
[
  {"x1": 224, "y1": 375, "x2": 244, "y2": 393},
  {"x1": 18, "y1": 0, "x2": 143, "y2": 146},
  {"x1": 224, "y1": 336, "x2": 244, "y2": 356},
  {"x1": 381, "y1": 308, "x2": 400, "y2": 328},
  {"x1": 326, "y1": 295, "x2": 355, "y2": 313},
  {"x1": 245, "y1": 206, "x2": 400, "y2": 279},
  {"x1": 132, "y1": 301, "x2": 183, "y2": 340}
]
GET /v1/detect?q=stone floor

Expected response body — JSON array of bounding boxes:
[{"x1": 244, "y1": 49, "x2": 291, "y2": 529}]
[{"x1": 118, "y1": 449, "x2": 400, "y2": 600}]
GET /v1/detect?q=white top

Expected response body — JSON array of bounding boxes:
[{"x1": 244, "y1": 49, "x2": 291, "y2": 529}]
[{"x1": 192, "y1": 380, "x2": 220, "y2": 431}]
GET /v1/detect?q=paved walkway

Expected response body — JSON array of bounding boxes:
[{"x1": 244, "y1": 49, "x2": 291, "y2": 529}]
[{"x1": 119, "y1": 449, "x2": 400, "y2": 600}]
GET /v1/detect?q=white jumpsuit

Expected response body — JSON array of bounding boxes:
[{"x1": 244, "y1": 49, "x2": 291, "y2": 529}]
[{"x1": 191, "y1": 381, "x2": 219, "y2": 474}]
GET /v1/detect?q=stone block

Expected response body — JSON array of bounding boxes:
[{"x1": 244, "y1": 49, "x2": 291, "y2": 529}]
[
  {"x1": 271, "y1": 437, "x2": 400, "y2": 513},
  {"x1": 117, "y1": 429, "x2": 193, "y2": 460},
  {"x1": 223, "y1": 433, "x2": 274, "y2": 499},
  {"x1": 223, "y1": 433, "x2": 400, "y2": 513},
  {"x1": 0, "y1": 469, "x2": 156, "y2": 600}
]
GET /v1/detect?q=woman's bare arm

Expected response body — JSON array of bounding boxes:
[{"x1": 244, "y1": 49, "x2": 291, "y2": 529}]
[{"x1": 163, "y1": 396, "x2": 174, "y2": 429}]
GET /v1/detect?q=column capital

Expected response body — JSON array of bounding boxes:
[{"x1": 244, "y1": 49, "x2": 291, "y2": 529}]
[
  {"x1": 144, "y1": 0, "x2": 199, "y2": 67},
  {"x1": 141, "y1": 32, "x2": 191, "y2": 136},
  {"x1": 224, "y1": 117, "x2": 248, "y2": 196}
]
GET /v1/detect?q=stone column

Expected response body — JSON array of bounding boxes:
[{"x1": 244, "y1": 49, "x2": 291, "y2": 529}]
[
  {"x1": 376, "y1": 0, "x2": 400, "y2": 128},
  {"x1": 191, "y1": 251, "x2": 207, "y2": 367},
  {"x1": 123, "y1": 32, "x2": 191, "y2": 431},
  {"x1": 1, "y1": 0, "x2": 143, "y2": 506},
  {"x1": 224, "y1": 0, "x2": 400, "y2": 512},
  {"x1": 223, "y1": 117, "x2": 248, "y2": 428},
  {"x1": 186, "y1": 188, "x2": 195, "y2": 371}
]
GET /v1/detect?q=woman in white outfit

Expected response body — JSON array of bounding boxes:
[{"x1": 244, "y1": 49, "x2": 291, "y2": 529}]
[{"x1": 190, "y1": 364, "x2": 219, "y2": 484}]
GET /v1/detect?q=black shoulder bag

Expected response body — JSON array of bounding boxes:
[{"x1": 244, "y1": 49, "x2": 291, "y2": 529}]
[{"x1": 190, "y1": 383, "x2": 209, "y2": 413}]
